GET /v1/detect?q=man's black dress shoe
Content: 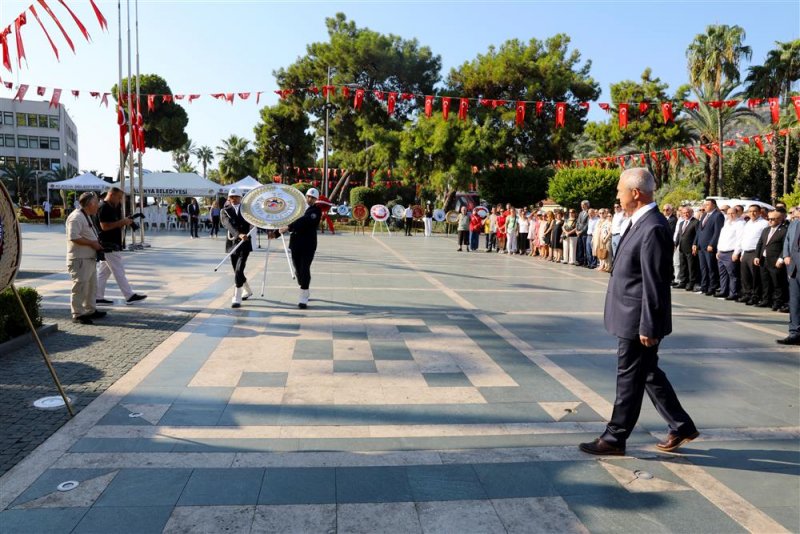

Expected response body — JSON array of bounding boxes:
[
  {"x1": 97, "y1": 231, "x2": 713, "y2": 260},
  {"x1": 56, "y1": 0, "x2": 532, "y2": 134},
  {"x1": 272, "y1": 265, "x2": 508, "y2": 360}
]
[
  {"x1": 72, "y1": 315, "x2": 94, "y2": 325},
  {"x1": 714, "y1": 291, "x2": 726, "y2": 298},
  {"x1": 779, "y1": 306, "x2": 789, "y2": 313},
  {"x1": 756, "y1": 301, "x2": 771, "y2": 308},
  {"x1": 725, "y1": 295, "x2": 738, "y2": 301},
  {"x1": 96, "y1": 298, "x2": 113, "y2": 305},
  {"x1": 776, "y1": 335, "x2": 800, "y2": 345},
  {"x1": 656, "y1": 430, "x2": 700, "y2": 452},
  {"x1": 579, "y1": 438, "x2": 625, "y2": 456},
  {"x1": 89, "y1": 310, "x2": 107, "y2": 319}
]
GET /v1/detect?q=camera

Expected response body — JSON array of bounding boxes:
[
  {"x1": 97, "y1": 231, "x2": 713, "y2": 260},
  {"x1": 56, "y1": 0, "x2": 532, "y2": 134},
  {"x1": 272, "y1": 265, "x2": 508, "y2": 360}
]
[
  {"x1": 130, "y1": 212, "x2": 145, "y2": 232},
  {"x1": 96, "y1": 250, "x2": 106, "y2": 262}
]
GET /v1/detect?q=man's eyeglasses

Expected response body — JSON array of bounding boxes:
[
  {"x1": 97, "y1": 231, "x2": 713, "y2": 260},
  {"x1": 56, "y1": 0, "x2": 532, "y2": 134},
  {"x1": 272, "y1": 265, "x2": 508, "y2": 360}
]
[{"x1": 767, "y1": 217, "x2": 781, "y2": 221}]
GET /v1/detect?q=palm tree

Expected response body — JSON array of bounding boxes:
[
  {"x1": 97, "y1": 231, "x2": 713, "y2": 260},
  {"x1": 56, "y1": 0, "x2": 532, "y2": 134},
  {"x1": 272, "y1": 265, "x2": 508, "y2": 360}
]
[
  {"x1": 1, "y1": 162, "x2": 37, "y2": 204},
  {"x1": 171, "y1": 139, "x2": 196, "y2": 169},
  {"x1": 686, "y1": 24, "x2": 752, "y2": 195},
  {"x1": 173, "y1": 161, "x2": 198, "y2": 173},
  {"x1": 683, "y1": 82, "x2": 759, "y2": 197},
  {"x1": 745, "y1": 40, "x2": 800, "y2": 199},
  {"x1": 193, "y1": 145, "x2": 215, "y2": 179},
  {"x1": 216, "y1": 135, "x2": 256, "y2": 183}
]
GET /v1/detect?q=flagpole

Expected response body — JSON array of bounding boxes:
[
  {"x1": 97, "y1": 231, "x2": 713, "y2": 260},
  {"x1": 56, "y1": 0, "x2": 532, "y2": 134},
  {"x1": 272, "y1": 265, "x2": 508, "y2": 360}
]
[
  {"x1": 135, "y1": 0, "x2": 147, "y2": 247},
  {"x1": 117, "y1": 0, "x2": 126, "y2": 222},
  {"x1": 125, "y1": 0, "x2": 136, "y2": 248},
  {"x1": 323, "y1": 66, "x2": 330, "y2": 197}
]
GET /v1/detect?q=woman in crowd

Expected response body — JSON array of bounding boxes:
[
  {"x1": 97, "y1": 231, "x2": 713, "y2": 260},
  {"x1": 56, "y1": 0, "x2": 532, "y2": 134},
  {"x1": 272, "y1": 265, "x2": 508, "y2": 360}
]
[
  {"x1": 210, "y1": 200, "x2": 221, "y2": 238},
  {"x1": 518, "y1": 210, "x2": 530, "y2": 255},
  {"x1": 496, "y1": 207, "x2": 507, "y2": 253},
  {"x1": 456, "y1": 206, "x2": 470, "y2": 252},
  {"x1": 551, "y1": 209, "x2": 564, "y2": 263},
  {"x1": 540, "y1": 211, "x2": 554, "y2": 260},
  {"x1": 562, "y1": 209, "x2": 578, "y2": 265},
  {"x1": 528, "y1": 211, "x2": 540, "y2": 257},
  {"x1": 506, "y1": 207, "x2": 518, "y2": 254},
  {"x1": 593, "y1": 209, "x2": 610, "y2": 271}
]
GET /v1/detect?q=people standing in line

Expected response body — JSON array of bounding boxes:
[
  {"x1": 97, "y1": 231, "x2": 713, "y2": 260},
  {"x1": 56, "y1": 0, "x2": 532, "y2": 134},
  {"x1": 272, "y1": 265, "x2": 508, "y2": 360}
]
[
  {"x1": 404, "y1": 204, "x2": 414, "y2": 236},
  {"x1": 693, "y1": 198, "x2": 725, "y2": 296},
  {"x1": 754, "y1": 209, "x2": 790, "y2": 312},
  {"x1": 65, "y1": 192, "x2": 106, "y2": 325},
  {"x1": 778, "y1": 208, "x2": 800, "y2": 345},
  {"x1": 280, "y1": 188, "x2": 323, "y2": 309},
  {"x1": 187, "y1": 198, "x2": 200, "y2": 238},
  {"x1": 496, "y1": 207, "x2": 507, "y2": 254},
  {"x1": 517, "y1": 210, "x2": 530, "y2": 255},
  {"x1": 95, "y1": 187, "x2": 147, "y2": 306},
  {"x1": 528, "y1": 212, "x2": 540, "y2": 257},
  {"x1": 469, "y1": 209, "x2": 483, "y2": 251},
  {"x1": 585, "y1": 208, "x2": 600, "y2": 269},
  {"x1": 540, "y1": 211, "x2": 553, "y2": 260},
  {"x1": 575, "y1": 200, "x2": 590, "y2": 266},
  {"x1": 715, "y1": 206, "x2": 745, "y2": 300},
  {"x1": 552, "y1": 210, "x2": 564, "y2": 263},
  {"x1": 562, "y1": 209, "x2": 578, "y2": 264},
  {"x1": 423, "y1": 201, "x2": 433, "y2": 237},
  {"x1": 506, "y1": 207, "x2": 518, "y2": 254},
  {"x1": 673, "y1": 206, "x2": 700, "y2": 291},
  {"x1": 210, "y1": 200, "x2": 221, "y2": 238},
  {"x1": 43, "y1": 198, "x2": 52, "y2": 226},
  {"x1": 220, "y1": 189, "x2": 254, "y2": 308},
  {"x1": 663, "y1": 204, "x2": 679, "y2": 282},
  {"x1": 595, "y1": 209, "x2": 613, "y2": 272},
  {"x1": 456, "y1": 206, "x2": 470, "y2": 252},
  {"x1": 736, "y1": 205, "x2": 769, "y2": 305},
  {"x1": 580, "y1": 168, "x2": 698, "y2": 456},
  {"x1": 485, "y1": 207, "x2": 498, "y2": 252}
]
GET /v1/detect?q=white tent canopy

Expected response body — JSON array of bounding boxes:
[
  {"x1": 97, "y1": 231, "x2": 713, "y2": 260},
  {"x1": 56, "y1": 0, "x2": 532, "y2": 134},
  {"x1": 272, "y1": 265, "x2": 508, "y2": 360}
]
[
  {"x1": 122, "y1": 172, "x2": 222, "y2": 197},
  {"x1": 221, "y1": 175, "x2": 261, "y2": 192},
  {"x1": 47, "y1": 172, "x2": 110, "y2": 191}
]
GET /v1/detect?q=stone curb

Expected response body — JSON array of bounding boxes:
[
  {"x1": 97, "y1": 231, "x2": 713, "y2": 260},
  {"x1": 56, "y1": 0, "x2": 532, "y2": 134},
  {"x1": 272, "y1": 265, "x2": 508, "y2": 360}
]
[{"x1": 0, "y1": 323, "x2": 59, "y2": 355}]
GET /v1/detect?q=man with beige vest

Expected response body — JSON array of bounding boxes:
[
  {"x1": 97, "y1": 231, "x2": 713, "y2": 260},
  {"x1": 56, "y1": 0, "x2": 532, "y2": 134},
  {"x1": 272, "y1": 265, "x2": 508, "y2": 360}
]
[{"x1": 65, "y1": 192, "x2": 107, "y2": 325}]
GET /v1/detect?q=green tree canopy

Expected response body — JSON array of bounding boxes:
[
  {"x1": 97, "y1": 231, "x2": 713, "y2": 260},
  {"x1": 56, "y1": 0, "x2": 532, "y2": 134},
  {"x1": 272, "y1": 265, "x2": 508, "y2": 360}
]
[
  {"x1": 216, "y1": 135, "x2": 256, "y2": 183},
  {"x1": 548, "y1": 168, "x2": 620, "y2": 210},
  {"x1": 253, "y1": 101, "x2": 316, "y2": 179}
]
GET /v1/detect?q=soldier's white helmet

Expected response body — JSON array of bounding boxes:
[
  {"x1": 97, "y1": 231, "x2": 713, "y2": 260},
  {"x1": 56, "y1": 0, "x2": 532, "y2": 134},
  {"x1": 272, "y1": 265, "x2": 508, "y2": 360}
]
[
  {"x1": 306, "y1": 188, "x2": 320, "y2": 199},
  {"x1": 227, "y1": 188, "x2": 242, "y2": 198}
]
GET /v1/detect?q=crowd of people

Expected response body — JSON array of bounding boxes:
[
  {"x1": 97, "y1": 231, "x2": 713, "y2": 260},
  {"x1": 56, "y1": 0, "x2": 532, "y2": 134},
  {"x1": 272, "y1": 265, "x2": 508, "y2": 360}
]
[{"x1": 454, "y1": 197, "x2": 800, "y2": 346}]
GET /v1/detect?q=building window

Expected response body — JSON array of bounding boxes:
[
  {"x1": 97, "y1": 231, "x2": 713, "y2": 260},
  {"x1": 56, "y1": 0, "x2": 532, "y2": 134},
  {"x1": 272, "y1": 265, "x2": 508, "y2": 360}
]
[
  {"x1": 16, "y1": 113, "x2": 26, "y2": 127},
  {"x1": 49, "y1": 116, "x2": 60, "y2": 130},
  {"x1": 17, "y1": 136, "x2": 28, "y2": 148},
  {"x1": 38, "y1": 115, "x2": 48, "y2": 128},
  {"x1": 29, "y1": 137, "x2": 40, "y2": 149},
  {"x1": 0, "y1": 156, "x2": 11, "y2": 166},
  {"x1": 30, "y1": 158, "x2": 41, "y2": 171},
  {"x1": 39, "y1": 137, "x2": 50, "y2": 150},
  {"x1": 50, "y1": 158, "x2": 61, "y2": 170},
  {"x1": 18, "y1": 157, "x2": 29, "y2": 167},
  {"x1": 3, "y1": 112, "x2": 12, "y2": 125},
  {"x1": 0, "y1": 137, "x2": 3, "y2": 147},
  {"x1": 27, "y1": 114, "x2": 38, "y2": 127},
  {"x1": 4, "y1": 135, "x2": 14, "y2": 147},
  {"x1": 50, "y1": 138, "x2": 60, "y2": 150}
]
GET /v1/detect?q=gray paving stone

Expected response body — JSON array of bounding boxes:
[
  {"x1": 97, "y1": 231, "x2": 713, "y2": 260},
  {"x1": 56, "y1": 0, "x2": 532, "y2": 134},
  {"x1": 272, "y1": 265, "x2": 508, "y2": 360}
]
[
  {"x1": 473, "y1": 461, "x2": 557, "y2": 499},
  {"x1": 72, "y1": 506, "x2": 173, "y2": 534},
  {"x1": 11, "y1": 468, "x2": 116, "y2": 507},
  {"x1": 370, "y1": 341, "x2": 414, "y2": 360},
  {"x1": 293, "y1": 339, "x2": 333, "y2": 359},
  {"x1": 237, "y1": 372, "x2": 288, "y2": 387},
  {"x1": 259, "y1": 467, "x2": 336, "y2": 505},
  {"x1": 422, "y1": 372, "x2": 472, "y2": 387},
  {"x1": 407, "y1": 464, "x2": 487, "y2": 501},
  {"x1": 252, "y1": 504, "x2": 336, "y2": 534},
  {"x1": 337, "y1": 502, "x2": 422, "y2": 533},
  {"x1": 94, "y1": 468, "x2": 191, "y2": 507},
  {"x1": 178, "y1": 468, "x2": 264, "y2": 506},
  {"x1": 416, "y1": 499, "x2": 506, "y2": 533},
  {"x1": 334, "y1": 360, "x2": 378, "y2": 373},
  {"x1": 492, "y1": 497, "x2": 589, "y2": 534},
  {"x1": 163, "y1": 505, "x2": 255, "y2": 534},
  {"x1": 0, "y1": 507, "x2": 88, "y2": 534},
  {"x1": 336, "y1": 466, "x2": 413, "y2": 503}
]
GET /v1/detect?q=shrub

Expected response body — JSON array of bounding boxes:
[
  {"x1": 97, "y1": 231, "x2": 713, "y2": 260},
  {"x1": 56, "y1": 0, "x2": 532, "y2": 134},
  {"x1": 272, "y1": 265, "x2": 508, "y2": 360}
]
[
  {"x1": 548, "y1": 168, "x2": 620, "y2": 210},
  {"x1": 293, "y1": 182, "x2": 312, "y2": 195},
  {"x1": 780, "y1": 190, "x2": 800, "y2": 209},
  {"x1": 723, "y1": 146, "x2": 771, "y2": 201},
  {"x1": 477, "y1": 167, "x2": 552, "y2": 207},
  {"x1": 349, "y1": 186, "x2": 381, "y2": 208},
  {"x1": 0, "y1": 286, "x2": 42, "y2": 344},
  {"x1": 656, "y1": 177, "x2": 704, "y2": 208}
]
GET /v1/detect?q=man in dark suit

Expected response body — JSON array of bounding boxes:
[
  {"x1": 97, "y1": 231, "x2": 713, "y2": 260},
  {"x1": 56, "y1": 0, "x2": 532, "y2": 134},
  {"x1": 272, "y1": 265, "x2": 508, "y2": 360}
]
[
  {"x1": 575, "y1": 200, "x2": 590, "y2": 266},
  {"x1": 580, "y1": 168, "x2": 698, "y2": 456},
  {"x1": 221, "y1": 188, "x2": 254, "y2": 308},
  {"x1": 187, "y1": 197, "x2": 200, "y2": 238},
  {"x1": 693, "y1": 198, "x2": 724, "y2": 296},
  {"x1": 674, "y1": 206, "x2": 700, "y2": 290},
  {"x1": 778, "y1": 210, "x2": 800, "y2": 345},
  {"x1": 754, "y1": 209, "x2": 789, "y2": 311}
]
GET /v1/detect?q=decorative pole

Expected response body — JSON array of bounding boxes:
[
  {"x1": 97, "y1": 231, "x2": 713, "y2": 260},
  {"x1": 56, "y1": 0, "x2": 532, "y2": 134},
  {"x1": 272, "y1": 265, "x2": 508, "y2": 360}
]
[
  {"x1": 135, "y1": 0, "x2": 147, "y2": 247},
  {"x1": 125, "y1": 0, "x2": 136, "y2": 248},
  {"x1": 323, "y1": 66, "x2": 331, "y2": 197}
]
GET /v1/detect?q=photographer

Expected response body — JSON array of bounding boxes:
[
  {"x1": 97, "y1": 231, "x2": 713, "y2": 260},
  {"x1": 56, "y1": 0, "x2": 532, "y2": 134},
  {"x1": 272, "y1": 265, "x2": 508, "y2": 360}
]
[{"x1": 95, "y1": 187, "x2": 147, "y2": 305}]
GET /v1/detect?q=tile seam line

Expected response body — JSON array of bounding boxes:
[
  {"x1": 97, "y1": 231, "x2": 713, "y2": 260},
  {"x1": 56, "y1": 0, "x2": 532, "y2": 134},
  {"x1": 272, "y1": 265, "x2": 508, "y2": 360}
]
[{"x1": 371, "y1": 236, "x2": 788, "y2": 534}]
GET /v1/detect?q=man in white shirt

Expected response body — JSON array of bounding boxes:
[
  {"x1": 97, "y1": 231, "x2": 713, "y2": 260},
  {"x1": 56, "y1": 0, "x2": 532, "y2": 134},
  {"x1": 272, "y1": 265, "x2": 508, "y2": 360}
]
[
  {"x1": 610, "y1": 203, "x2": 626, "y2": 260},
  {"x1": 65, "y1": 192, "x2": 107, "y2": 324},
  {"x1": 404, "y1": 205, "x2": 414, "y2": 236},
  {"x1": 715, "y1": 206, "x2": 746, "y2": 300},
  {"x1": 735, "y1": 205, "x2": 769, "y2": 305},
  {"x1": 586, "y1": 209, "x2": 601, "y2": 268},
  {"x1": 42, "y1": 199, "x2": 52, "y2": 226}
]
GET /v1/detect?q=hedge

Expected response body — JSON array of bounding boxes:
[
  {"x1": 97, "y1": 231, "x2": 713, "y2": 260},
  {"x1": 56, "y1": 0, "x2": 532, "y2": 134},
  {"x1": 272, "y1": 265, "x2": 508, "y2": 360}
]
[
  {"x1": 477, "y1": 167, "x2": 552, "y2": 207},
  {"x1": 548, "y1": 168, "x2": 620, "y2": 210},
  {"x1": 0, "y1": 286, "x2": 42, "y2": 344}
]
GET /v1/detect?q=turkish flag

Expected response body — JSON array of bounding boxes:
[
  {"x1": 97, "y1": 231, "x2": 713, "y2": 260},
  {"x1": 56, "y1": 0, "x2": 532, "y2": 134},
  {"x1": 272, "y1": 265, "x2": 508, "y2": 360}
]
[
  {"x1": 442, "y1": 97, "x2": 451, "y2": 120},
  {"x1": 162, "y1": 95, "x2": 172, "y2": 103},
  {"x1": 237, "y1": 93, "x2": 250, "y2": 100},
  {"x1": 768, "y1": 98, "x2": 780, "y2": 124},
  {"x1": 308, "y1": 86, "x2": 319, "y2": 94},
  {"x1": 579, "y1": 102, "x2": 590, "y2": 111},
  {"x1": 458, "y1": 98, "x2": 469, "y2": 120},
  {"x1": 618, "y1": 156, "x2": 626, "y2": 169},
  {"x1": 174, "y1": 94, "x2": 184, "y2": 100},
  {"x1": 700, "y1": 145, "x2": 714, "y2": 157},
  {"x1": 741, "y1": 136, "x2": 750, "y2": 145},
  {"x1": 0, "y1": 27, "x2": 11, "y2": 71},
  {"x1": 663, "y1": 149, "x2": 671, "y2": 162},
  {"x1": 373, "y1": 90, "x2": 384, "y2": 101},
  {"x1": 491, "y1": 99, "x2": 507, "y2": 108},
  {"x1": 515, "y1": 101, "x2": 525, "y2": 126},
  {"x1": 37, "y1": 86, "x2": 46, "y2": 96},
  {"x1": 793, "y1": 96, "x2": 800, "y2": 120},
  {"x1": 639, "y1": 102, "x2": 649, "y2": 114},
  {"x1": 116, "y1": 106, "x2": 128, "y2": 152},
  {"x1": 707, "y1": 101, "x2": 722, "y2": 109},
  {"x1": 618, "y1": 103, "x2": 629, "y2": 129},
  {"x1": 747, "y1": 98, "x2": 763, "y2": 108},
  {"x1": 225, "y1": 93, "x2": 234, "y2": 104},
  {"x1": 424, "y1": 95, "x2": 434, "y2": 117},
  {"x1": 723, "y1": 140, "x2": 736, "y2": 147},
  {"x1": 599, "y1": 103, "x2": 610, "y2": 112},
  {"x1": 71, "y1": 89, "x2": 79, "y2": 97},
  {"x1": 400, "y1": 93, "x2": 414, "y2": 100},
  {"x1": 684, "y1": 101, "x2": 699, "y2": 110},
  {"x1": 322, "y1": 85, "x2": 336, "y2": 98},
  {"x1": 555, "y1": 102, "x2": 566, "y2": 128},
  {"x1": 100, "y1": 93, "x2": 109, "y2": 107},
  {"x1": 650, "y1": 151, "x2": 659, "y2": 162},
  {"x1": 354, "y1": 88, "x2": 364, "y2": 110},
  {"x1": 723, "y1": 100, "x2": 738, "y2": 108},
  {"x1": 387, "y1": 92, "x2": 397, "y2": 114},
  {"x1": 535, "y1": 101, "x2": 543, "y2": 116},
  {"x1": 49, "y1": 88, "x2": 61, "y2": 108},
  {"x1": 147, "y1": 94, "x2": 155, "y2": 112},
  {"x1": 661, "y1": 102, "x2": 674, "y2": 123},
  {"x1": 189, "y1": 94, "x2": 201, "y2": 103},
  {"x1": 479, "y1": 98, "x2": 491, "y2": 107},
  {"x1": 341, "y1": 86, "x2": 350, "y2": 98}
]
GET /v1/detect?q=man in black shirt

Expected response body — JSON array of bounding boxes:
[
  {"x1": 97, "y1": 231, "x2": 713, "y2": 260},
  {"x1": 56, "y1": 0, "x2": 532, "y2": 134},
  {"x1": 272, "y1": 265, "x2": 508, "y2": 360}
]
[
  {"x1": 95, "y1": 187, "x2": 147, "y2": 305},
  {"x1": 221, "y1": 188, "x2": 254, "y2": 308},
  {"x1": 280, "y1": 188, "x2": 322, "y2": 309}
]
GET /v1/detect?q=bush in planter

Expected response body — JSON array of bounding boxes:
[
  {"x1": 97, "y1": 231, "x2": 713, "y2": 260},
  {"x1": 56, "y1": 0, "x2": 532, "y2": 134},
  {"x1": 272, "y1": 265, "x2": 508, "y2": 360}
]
[
  {"x1": 548, "y1": 168, "x2": 620, "y2": 211},
  {"x1": 0, "y1": 286, "x2": 42, "y2": 344}
]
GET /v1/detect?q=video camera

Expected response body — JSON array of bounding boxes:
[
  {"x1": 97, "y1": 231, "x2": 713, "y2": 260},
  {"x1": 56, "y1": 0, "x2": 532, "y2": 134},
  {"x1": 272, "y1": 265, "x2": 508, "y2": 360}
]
[{"x1": 129, "y1": 212, "x2": 145, "y2": 232}]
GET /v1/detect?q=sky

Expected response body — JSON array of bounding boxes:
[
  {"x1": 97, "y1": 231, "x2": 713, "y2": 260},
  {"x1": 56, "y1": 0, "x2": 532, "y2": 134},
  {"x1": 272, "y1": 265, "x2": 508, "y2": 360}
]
[{"x1": 1, "y1": 0, "x2": 798, "y2": 177}]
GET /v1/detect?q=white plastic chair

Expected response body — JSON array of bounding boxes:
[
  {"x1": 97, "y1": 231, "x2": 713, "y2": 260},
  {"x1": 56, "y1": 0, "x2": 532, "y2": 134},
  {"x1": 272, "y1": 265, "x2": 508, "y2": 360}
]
[{"x1": 167, "y1": 215, "x2": 177, "y2": 230}]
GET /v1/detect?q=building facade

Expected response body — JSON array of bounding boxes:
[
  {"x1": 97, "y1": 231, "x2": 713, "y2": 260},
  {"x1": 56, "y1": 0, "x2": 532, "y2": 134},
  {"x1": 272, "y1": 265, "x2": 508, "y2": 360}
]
[{"x1": 0, "y1": 97, "x2": 79, "y2": 177}]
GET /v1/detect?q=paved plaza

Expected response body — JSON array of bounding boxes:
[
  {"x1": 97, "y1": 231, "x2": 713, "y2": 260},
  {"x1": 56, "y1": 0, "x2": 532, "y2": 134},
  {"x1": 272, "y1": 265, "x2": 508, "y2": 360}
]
[{"x1": 1, "y1": 224, "x2": 798, "y2": 533}]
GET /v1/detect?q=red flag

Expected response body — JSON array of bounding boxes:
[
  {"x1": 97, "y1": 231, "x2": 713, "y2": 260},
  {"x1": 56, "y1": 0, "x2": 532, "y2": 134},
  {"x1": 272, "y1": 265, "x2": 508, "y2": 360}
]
[
  {"x1": 723, "y1": 100, "x2": 739, "y2": 108},
  {"x1": 700, "y1": 145, "x2": 714, "y2": 157},
  {"x1": 100, "y1": 93, "x2": 109, "y2": 107},
  {"x1": 341, "y1": 86, "x2": 350, "y2": 98},
  {"x1": 741, "y1": 136, "x2": 750, "y2": 145},
  {"x1": 0, "y1": 27, "x2": 11, "y2": 71},
  {"x1": 89, "y1": 0, "x2": 107, "y2": 30},
  {"x1": 479, "y1": 98, "x2": 491, "y2": 107},
  {"x1": 211, "y1": 93, "x2": 224, "y2": 100},
  {"x1": 71, "y1": 89, "x2": 78, "y2": 97},
  {"x1": 661, "y1": 102, "x2": 674, "y2": 123},
  {"x1": 747, "y1": 98, "x2": 763, "y2": 108},
  {"x1": 373, "y1": 90, "x2": 384, "y2": 101},
  {"x1": 618, "y1": 103, "x2": 629, "y2": 129},
  {"x1": 37, "y1": 86, "x2": 46, "y2": 96},
  {"x1": 768, "y1": 97, "x2": 780, "y2": 124},
  {"x1": 579, "y1": 102, "x2": 590, "y2": 111},
  {"x1": 275, "y1": 89, "x2": 294, "y2": 99},
  {"x1": 711, "y1": 143, "x2": 721, "y2": 156},
  {"x1": 147, "y1": 94, "x2": 155, "y2": 112},
  {"x1": 707, "y1": 101, "x2": 722, "y2": 109},
  {"x1": 442, "y1": 97, "x2": 451, "y2": 120},
  {"x1": 162, "y1": 94, "x2": 172, "y2": 103},
  {"x1": 515, "y1": 101, "x2": 525, "y2": 126},
  {"x1": 37, "y1": 0, "x2": 75, "y2": 52},
  {"x1": 225, "y1": 93, "x2": 234, "y2": 104},
  {"x1": 535, "y1": 101, "x2": 544, "y2": 116},
  {"x1": 599, "y1": 103, "x2": 610, "y2": 112},
  {"x1": 387, "y1": 92, "x2": 397, "y2": 114},
  {"x1": 353, "y1": 88, "x2": 364, "y2": 110},
  {"x1": 765, "y1": 133, "x2": 774, "y2": 144},
  {"x1": 188, "y1": 94, "x2": 201, "y2": 103},
  {"x1": 322, "y1": 85, "x2": 336, "y2": 98},
  {"x1": 753, "y1": 136, "x2": 764, "y2": 154},
  {"x1": 116, "y1": 106, "x2": 128, "y2": 152},
  {"x1": 650, "y1": 151, "x2": 659, "y2": 162},
  {"x1": 400, "y1": 93, "x2": 414, "y2": 100},
  {"x1": 555, "y1": 102, "x2": 566, "y2": 128},
  {"x1": 684, "y1": 101, "x2": 699, "y2": 110},
  {"x1": 14, "y1": 14, "x2": 27, "y2": 68},
  {"x1": 793, "y1": 96, "x2": 800, "y2": 120},
  {"x1": 49, "y1": 88, "x2": 61, "y2": 108},
  {"x1": 458, "y1": 98, "x2": 469, "y2": 120},
  {"x1": 491, "y1": 99, "x2": 506, "y2": 109},
  {"x1": 3, "y1": 81, "x2": 12, "y2": 89},
  {"x1": 237, "y1": 92, "x2": 250, "y2": 100},
  {"x1": 174, "y1": 94, "x2": 185, "y2": 100},
  {"x1": 639, "y1": 102, "x2": 649, "y2": 114},
  {"x1": 56, "y1": 0, "x2": 90, "y2": 41},
  {"x1": 13, "y1": 84, "x2": 28, "y2": 102},
  {"x1": 723, "y1": 140, "x2": 736, "y2": 147},
  {"x1": 618, "y1": 156, "x2": 626, "y2": 169},
  {"x1": 424, "y1": 95, "x2": 434, "y2": 117},
  {"x1": 639, "y1": 154, "x2": 645, "y2": 165},
  {"x1": 29, "y1": 4, "x2": 59, "y2": 61},
  {"x1": 90, "y1": 91, "x2": 99, "y2": 98},
  {"x1": 663, "y1": 149, "x2": 671, "y2": 162}
]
